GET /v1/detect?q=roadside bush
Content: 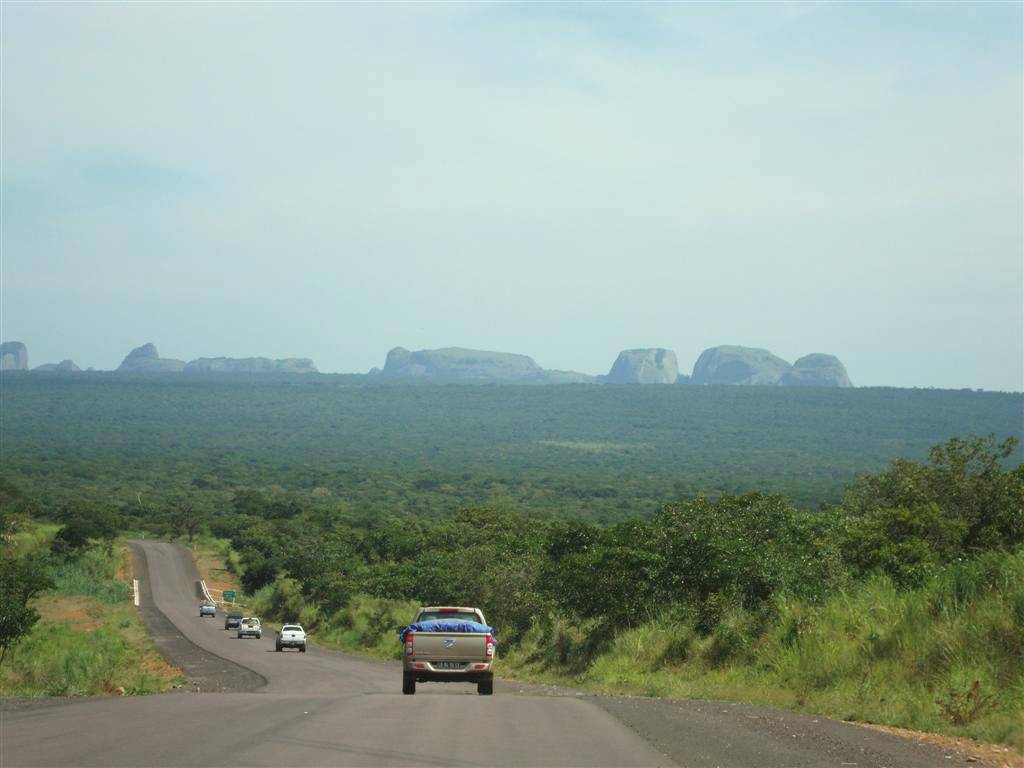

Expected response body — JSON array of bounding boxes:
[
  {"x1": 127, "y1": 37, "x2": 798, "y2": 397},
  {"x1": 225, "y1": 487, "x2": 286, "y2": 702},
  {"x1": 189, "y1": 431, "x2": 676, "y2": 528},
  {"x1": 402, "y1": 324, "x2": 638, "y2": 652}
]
[
  {"x1": 703, "y1": 608, "x2": 758, "y2": 668},
  {"x1": 254, "y1": 578, "x2": 307, "y2": 624},
  {"x1": 841, "y1": 503, "x2": 966, "y2": 587}
]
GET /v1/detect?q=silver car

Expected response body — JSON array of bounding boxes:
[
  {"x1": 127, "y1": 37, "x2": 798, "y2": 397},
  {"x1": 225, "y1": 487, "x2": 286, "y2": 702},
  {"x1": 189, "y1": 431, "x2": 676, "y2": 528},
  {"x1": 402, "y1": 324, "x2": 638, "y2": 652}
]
[
  {"x1": 199, "y1": 602, "x2": 216, "y2": 618},
  {"x1": 237, "y1": 617, "x2": 262, "y2": 639}
]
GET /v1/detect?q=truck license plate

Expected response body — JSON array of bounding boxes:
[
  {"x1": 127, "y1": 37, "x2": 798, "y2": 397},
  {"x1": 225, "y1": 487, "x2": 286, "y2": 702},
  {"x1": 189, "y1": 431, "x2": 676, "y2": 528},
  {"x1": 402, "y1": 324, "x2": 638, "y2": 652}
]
[{"x1": 435, "y1": 662, "x2": 466, "y2": 670}]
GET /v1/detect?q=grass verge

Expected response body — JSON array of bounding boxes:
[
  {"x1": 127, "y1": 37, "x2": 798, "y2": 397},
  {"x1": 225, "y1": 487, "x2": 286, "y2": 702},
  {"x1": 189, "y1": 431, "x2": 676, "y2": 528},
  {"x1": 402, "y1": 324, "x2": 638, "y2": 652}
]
[{"x1": 1, "y1": 534, "x2": 185, "y2": 696}]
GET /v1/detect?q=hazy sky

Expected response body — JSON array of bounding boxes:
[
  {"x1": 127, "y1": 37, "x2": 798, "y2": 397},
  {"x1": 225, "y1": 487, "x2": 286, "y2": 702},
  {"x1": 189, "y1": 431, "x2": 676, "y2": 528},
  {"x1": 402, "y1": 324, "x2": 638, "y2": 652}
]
[{"x1": 3, "y1": 2, "x2": 1021, "y2": 390}]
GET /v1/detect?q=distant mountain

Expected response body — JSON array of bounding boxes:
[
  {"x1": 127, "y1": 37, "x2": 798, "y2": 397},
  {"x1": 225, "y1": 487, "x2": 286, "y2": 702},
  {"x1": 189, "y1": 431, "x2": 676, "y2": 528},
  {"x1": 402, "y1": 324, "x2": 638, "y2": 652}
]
[
  {"x1": 1, "y1": 341, "x2": 29, "y2": 371},
  {"x1": 692, "y1": 346, "x2": 792, "y2": 386},
  {"x1": 115, "y1": 344, "x2": 318, "y2": 374},
  {"x1": 34, "y1": 360, "x2": 81, "y2": 372},
  {"x1": 781, "y1": 354, "x2": 853, "y2": 388},
  {"x1": 185, "y1": 357, "x2": 318, "y2": 374},
  {"x1": 602, "y1": 349, "x2": 679, "y2": 384},
  {"x1": 117, "y1": 343, "x2": 186, "y2": 372},
  {"x1": 377, "y1": 346, "x2": 593, "y2": 383},
  {"x1": 692, "y1": 345, "x2": 852, "y2": 388}
]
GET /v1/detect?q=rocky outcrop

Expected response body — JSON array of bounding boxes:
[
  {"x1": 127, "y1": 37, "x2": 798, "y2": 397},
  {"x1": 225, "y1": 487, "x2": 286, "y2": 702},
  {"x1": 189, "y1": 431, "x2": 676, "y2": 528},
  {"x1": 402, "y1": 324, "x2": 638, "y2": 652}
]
[
  {"x1": 603, "y1": 349, "x2": 679, "y2": 384},
  {"x1": 378, "y1": 346, "x2": 592, "y2": 383},
  {"x1": 116, "y1": 344, "x2": 316, "y2": 374},
  {"x1": 535, "y1": 369, "x2": 596, "y2": 384},
  {"x1": 184, "y1": 357, "x2": 318, "y2": 374},
  {"x1": 691, "y1": 346, "x2": 792, "y2": 386},
  {"x1": 691, "y1": 345, "x2": 854, "y2": 387},
  {"x1": 117, "y1": 343, "x2": 185, "y2": 372},
  {"x1": 35, "y1": 360, "x2": 81, "y2": 372},
  {"x1": 1, "y1": 342, "x2": 29, "y2": 370},
  {"x1": 780, "y1": 354, "x2": 853, "y2": 388},
  {"x1": 381, "y1": 347, "x2": 541, "y2": 381}
]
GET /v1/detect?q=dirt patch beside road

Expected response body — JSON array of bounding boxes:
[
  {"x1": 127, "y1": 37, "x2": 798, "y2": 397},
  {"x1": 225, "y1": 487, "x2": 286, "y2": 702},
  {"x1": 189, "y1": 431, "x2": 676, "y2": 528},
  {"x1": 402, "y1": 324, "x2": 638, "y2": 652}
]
[{"x1": 191, "y1": 541, "x2": 240, "y2": 597}]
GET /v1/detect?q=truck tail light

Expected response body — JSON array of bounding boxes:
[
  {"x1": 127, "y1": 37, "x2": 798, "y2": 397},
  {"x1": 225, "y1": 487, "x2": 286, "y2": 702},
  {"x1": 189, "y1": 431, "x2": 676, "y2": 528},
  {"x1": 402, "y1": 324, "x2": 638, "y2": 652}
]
[
  {"x1": 405, "y1": 634, "x2": 414, "y2": 657},
  {"x1": 485, "y1": 634, "x2": 494, "y2": 658}
]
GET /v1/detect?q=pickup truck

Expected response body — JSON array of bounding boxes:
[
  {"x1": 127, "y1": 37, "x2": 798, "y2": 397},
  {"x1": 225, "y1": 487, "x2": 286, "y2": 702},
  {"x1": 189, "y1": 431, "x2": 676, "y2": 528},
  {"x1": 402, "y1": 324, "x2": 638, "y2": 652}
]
[
  {"x1": 400, "y1": 607, "x2": 495, "y2": 696},
  {"x1": 237, "y1": 617, "x2": 262, "y2": 639},
  {"x1": 276, "y1": 624, "x2": 306, "y2": 652}
]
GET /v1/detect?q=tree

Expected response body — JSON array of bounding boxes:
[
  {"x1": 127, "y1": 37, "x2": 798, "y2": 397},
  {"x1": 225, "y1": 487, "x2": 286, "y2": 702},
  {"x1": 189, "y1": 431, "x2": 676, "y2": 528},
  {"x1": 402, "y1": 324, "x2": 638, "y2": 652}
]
[
  {"x1": 50, "y1": 503, "x2": 120, "y2": 558},
  {"x1": 843, "y1": 435, "x2": 1024, "y2": 553},
  {"x1": 0, "y1": 554, "x2": 53, "y2": 665},
  {"x1": 841, "y1": 503, "x2": 967, "y2": 587},
  {"x1": 0, "y1": 477, "x2": 37, "y2": 544},
  {"x1": 174, "y1": 504, "x2": 200, "y2": 544}
]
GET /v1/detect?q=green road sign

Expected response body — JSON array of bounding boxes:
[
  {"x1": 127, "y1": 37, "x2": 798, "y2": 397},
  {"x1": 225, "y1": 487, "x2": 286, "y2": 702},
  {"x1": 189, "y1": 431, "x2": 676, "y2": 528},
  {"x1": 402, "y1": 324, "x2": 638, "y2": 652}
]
[{"x1": 223, "y1": 590, "x2": 236, "y2": 601}]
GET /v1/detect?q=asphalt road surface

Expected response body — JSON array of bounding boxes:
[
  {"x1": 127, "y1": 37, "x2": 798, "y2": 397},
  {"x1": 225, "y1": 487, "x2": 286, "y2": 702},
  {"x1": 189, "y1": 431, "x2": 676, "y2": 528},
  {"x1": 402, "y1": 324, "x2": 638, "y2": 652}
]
[{"x1": 1, "y1": 541, "x2": 965, "y2": 767}]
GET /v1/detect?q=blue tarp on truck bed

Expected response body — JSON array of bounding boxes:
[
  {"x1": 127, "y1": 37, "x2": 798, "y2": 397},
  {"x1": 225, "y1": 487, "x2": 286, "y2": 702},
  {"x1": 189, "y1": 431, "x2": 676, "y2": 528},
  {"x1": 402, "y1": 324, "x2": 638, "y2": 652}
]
[{"x1": 398, "y1": 620, "x2": 495, "y2": 643}]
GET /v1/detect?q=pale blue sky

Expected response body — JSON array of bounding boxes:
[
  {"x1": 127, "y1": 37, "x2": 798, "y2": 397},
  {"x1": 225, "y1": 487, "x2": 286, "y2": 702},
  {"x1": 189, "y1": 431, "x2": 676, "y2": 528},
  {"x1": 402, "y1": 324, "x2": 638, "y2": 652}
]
[{"x1": 2, "y1": 2, "x2": 1021, "y2": 390}]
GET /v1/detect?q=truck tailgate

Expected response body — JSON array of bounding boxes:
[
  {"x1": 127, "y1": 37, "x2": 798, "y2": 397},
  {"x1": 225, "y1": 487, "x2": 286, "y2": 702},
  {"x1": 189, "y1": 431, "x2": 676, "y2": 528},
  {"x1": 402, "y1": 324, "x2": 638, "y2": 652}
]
[{"x1": 412, "y1": 633, "x2": 488, "y2": 660}]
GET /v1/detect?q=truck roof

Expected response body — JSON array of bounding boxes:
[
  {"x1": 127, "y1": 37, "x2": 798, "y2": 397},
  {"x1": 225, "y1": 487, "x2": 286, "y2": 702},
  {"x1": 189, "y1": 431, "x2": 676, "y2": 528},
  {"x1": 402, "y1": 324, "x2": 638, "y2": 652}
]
[{"x1": 418, "y1": 606, "x2": 481, "y2": 612}]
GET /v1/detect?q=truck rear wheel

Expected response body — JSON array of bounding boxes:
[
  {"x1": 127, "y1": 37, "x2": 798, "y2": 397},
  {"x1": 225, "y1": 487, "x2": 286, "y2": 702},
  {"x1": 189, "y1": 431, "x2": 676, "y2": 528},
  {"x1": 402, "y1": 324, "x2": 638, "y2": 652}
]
[
  {"x1": 477, "y1": 678, "x2": 493, "y2": 696},
  {"x1": 300, "y1": 645, "x2": 306, "y2": 653},
  {"x1": 402, "y1": 672, "x2": 416, "y2": 695}
]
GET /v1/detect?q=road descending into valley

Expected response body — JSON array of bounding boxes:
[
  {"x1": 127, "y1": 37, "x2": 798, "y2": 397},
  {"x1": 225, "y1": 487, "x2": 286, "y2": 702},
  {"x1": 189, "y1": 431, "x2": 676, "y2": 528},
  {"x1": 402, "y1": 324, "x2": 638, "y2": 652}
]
[{"x1": 1, "y1": 541, "x2": 964, "y2": 767}]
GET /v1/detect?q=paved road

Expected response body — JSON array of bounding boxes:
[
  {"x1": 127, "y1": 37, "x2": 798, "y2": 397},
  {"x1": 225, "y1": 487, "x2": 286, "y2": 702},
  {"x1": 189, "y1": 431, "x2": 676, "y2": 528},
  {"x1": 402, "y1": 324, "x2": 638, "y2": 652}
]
[{"x1": 2, "y1": 541, "x2": 963, "y2": 767}]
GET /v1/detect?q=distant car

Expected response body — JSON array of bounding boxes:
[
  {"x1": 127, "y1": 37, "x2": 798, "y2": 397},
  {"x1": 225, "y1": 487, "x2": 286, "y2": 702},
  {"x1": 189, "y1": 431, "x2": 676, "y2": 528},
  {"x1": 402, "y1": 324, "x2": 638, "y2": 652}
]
[
  {"x1": 225, "y1": 612, "x2": 243, "y2": 630},
  {"x1": 276, "y1": 623, "x2": 306, "y2": 652},
  {"x1": 199, "y1": 602, "x2": 216, "y2": 618},
  {"x1": 237, "y1": 617, "x2": 262, "y2": 639}
]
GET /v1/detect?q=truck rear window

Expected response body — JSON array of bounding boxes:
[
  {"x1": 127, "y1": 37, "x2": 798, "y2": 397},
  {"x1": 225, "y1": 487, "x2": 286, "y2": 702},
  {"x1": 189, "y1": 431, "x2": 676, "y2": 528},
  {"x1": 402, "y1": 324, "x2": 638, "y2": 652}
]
[{"x1": 418, "y1": 611, "x2": 480, "y2": 623}]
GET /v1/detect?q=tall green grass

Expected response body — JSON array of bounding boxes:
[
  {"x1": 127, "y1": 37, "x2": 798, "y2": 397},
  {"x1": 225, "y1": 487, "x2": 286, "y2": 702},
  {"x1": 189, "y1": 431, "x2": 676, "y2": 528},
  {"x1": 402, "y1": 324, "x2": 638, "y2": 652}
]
[
  {"x1": 1, "y1": 606, "x2": 174, "y2": 696},
  {"x1": 0, "y1": 533, "x2": 184, "y2": 697},
  {"x1": 504, "y1": 548, "x2": 1024, "y2": 749},
  {"x1": 50, "y1": 546, "x2": 131, "y2": 603}
]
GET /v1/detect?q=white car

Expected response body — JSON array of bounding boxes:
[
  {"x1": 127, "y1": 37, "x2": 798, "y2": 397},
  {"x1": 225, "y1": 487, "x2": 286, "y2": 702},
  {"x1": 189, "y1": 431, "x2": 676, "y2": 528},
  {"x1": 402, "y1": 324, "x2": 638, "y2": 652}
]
[
  {"x1": 276, "y1": 623, "x2": 306, "y2": 652},
  {"x1": 237, "y1": 617, "x2": 262, "y2": 639}
]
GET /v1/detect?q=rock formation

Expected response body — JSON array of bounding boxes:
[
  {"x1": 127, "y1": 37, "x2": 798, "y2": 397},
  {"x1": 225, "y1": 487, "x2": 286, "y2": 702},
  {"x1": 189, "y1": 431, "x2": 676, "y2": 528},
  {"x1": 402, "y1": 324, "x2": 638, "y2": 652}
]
[
  {"x1": 535, "y1": 369, "x2": 595, "y2": 384},
  {"x1": 1, "y1": 341, "x2": 29, "y2": 370},
  {"x1": 691, "y1": 345, "x2": 854, "y2": 387},
  {"x1": 117, "y1": 343, "x2": 186, "y2": 372},
  {"x1": 378, "y1": 347, "x2": 592, "y2": 383},
  {"x1": 691, "y1": 346, "x2": 792, "y2": 386},
  {"x1": 381, "y1": 346, "x2": 540, "y2": 381},
  {"x1": 780, "y1": 353, "x2": 853, "y2": 388},
  {"x1": 603, "y1": 349, "x2": 679, "y2": 384},
  {"x1": 184, "y1": 357, "x2": 318, "y2": 374},
  {"x1": 34, "y1": 360, "x2": 81, "y2": 372}
]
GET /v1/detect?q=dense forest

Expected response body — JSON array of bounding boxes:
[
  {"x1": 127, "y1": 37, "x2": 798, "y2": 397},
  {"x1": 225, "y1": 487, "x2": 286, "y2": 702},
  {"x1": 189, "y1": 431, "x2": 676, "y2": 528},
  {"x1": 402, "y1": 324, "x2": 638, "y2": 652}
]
[
  {"x1": 2, "y1": 373, "x2": 1022, "y2": 744},
  {"x1": 2, "y1": 373, "x2": 1020, "y2": 519}
]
